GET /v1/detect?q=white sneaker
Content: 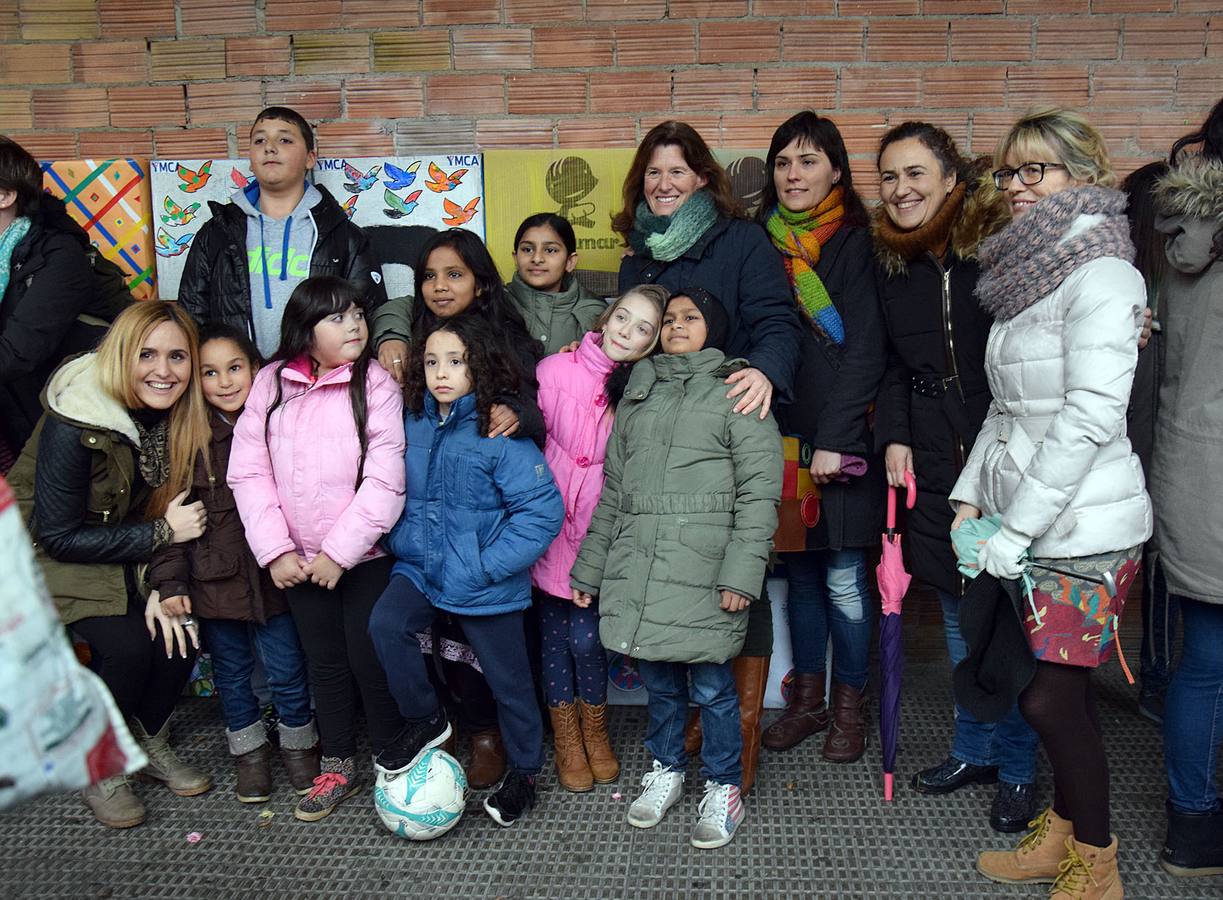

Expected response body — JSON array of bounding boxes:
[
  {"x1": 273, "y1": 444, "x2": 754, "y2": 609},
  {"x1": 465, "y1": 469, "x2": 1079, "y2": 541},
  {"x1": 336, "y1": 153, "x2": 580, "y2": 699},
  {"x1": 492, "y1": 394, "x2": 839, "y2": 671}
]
[
  {"x1": 626, "y1": 760, "x2": 684, "y2": 829},
  {"x1": 690, "y1": 780, "x2": 745, "y2": 849}
]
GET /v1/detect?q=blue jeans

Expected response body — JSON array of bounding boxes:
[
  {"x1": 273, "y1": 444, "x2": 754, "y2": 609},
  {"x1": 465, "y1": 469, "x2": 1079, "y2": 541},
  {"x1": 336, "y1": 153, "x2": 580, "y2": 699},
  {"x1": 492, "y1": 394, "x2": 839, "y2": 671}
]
[
  {"x1": 636, "y1": 659, "x2": 741, "y2": 786},
  {"x1": 784, "y1": 548, "x2": 870, "y2": 690},
  {"x1": 939, "y1": 590, "x2": 1039, "y2": 785},
  {"x1": 1164, "y1": 596, "x2": 1223, "y2": 814},
  {"x1": 202, "y1": 613, "x2": 313, "y2": 733}
]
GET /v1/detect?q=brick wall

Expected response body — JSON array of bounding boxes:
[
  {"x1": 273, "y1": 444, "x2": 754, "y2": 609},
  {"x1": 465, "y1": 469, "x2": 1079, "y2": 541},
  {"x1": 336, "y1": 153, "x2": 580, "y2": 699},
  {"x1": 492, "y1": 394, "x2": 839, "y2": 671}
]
[{"x1": 1, "y1": 0, "x2": 1219, "y2": 194}]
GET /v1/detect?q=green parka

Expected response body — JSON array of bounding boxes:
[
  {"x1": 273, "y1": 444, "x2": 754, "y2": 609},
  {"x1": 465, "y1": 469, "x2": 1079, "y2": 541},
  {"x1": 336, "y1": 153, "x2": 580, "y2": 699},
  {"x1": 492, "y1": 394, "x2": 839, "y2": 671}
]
[
  {"x1": 570, "y1": 349, "x2": 782, "y2": 665},
  {"x1": 506, "y1": 273, "x2": 607, "y2": 356}
]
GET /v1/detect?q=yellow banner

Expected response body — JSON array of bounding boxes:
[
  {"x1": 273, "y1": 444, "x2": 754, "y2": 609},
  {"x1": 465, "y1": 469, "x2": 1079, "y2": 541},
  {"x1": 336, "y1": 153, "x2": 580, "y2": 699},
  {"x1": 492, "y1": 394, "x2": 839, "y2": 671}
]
[{"x1": 485, "y1": 148, "x2": 767, "y2": 283}]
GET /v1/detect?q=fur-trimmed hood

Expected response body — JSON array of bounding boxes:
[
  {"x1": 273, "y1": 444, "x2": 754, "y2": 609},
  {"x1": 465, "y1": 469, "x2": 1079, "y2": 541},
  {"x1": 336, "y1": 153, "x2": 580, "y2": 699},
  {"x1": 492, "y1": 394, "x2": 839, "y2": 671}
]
[
  {"x1": 1156, "y1": 154, "x2": 1223, "y2": 221},
  {"x1": 44, "y1": 353, "x2": 140, "y2": 445},
  {"x1": 872, "y1": 161, "x2": 1012, "y2": 277}
]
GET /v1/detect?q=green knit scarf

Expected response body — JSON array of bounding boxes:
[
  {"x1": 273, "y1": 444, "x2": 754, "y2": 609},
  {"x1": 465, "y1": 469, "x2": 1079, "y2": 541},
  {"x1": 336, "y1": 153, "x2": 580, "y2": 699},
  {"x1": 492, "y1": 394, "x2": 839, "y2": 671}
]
[
  {"x1": 628, "y1": 190, "x2": 718, "y2": 262},
  {"x1": 0, "y1": 217, "x2": 31, "y2": 305}
]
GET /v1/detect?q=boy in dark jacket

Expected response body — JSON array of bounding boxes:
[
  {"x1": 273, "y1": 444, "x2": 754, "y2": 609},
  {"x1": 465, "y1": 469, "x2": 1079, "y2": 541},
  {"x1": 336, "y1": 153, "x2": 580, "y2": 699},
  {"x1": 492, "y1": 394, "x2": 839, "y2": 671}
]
[
  {"x1": 177, "y1": 106, "x2": 387, "y2": 358},
  {"x1": 149, "y1": 324, "x2": 319, "y2": 803}
]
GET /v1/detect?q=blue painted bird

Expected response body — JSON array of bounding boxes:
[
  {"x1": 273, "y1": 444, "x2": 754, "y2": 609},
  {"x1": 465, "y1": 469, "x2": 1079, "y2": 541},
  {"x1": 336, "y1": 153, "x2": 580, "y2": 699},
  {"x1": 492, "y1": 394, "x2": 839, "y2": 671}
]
[
  {"x1": 343, "y1": 162, "x2": 382, "y2": 194},
  {"x1": 155, "y1": 226, "x2": 194, "y2": 257},
  {"x1": 382, "y1": 161, "x2": 421, "y2": 191},
  {"x1": 383, "y1": 188, "x2": 421, "y2": 220}
]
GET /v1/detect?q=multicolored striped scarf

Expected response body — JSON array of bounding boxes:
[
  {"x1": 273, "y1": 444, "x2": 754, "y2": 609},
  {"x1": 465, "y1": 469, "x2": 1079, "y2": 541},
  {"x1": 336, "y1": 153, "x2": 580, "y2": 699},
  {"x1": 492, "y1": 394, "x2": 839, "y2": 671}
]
[
  {"x1": 0, "y1": 217, "x2": 32, "y2": 307},
  {"x1": 765, "y1": 188, "x2": 845, "y2": 346}
]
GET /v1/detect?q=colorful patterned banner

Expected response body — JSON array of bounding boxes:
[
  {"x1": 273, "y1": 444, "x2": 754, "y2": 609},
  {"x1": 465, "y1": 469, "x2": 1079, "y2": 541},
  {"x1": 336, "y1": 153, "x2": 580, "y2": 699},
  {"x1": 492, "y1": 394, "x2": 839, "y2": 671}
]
[
  {"x1": 40, "y1": 159, "x2": 156, "y2": 300},
  {"x1": 150, "y1": 154, "x2": 485, "y2": 301}
]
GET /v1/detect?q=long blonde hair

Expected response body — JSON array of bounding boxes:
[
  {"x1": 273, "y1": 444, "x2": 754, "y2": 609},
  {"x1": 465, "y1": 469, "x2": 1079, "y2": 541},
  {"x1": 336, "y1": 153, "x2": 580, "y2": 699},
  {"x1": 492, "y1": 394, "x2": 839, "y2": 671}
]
[{"x1": 94, "y1": 302, "x2": 211, "y2": 517}]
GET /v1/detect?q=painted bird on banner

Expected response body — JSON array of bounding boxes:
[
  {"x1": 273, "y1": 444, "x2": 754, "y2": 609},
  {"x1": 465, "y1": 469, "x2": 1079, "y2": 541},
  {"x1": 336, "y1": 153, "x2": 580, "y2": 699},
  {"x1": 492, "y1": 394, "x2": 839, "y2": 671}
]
[
  {"x1": 343, "y1": 162, "x2": 382, "y2": 194},
  {"x1": 383, "y1": 161, "x2": 421, "y2": 191},
  {"x1": 425, "y1": 162, "x2": 467, "y2": 193},
  {"x1": 177, "y1": 162, "x2": 212, "y2": 193},
  {"x1": 442, "y1": 196, "x2": 480, "y2": 226}
]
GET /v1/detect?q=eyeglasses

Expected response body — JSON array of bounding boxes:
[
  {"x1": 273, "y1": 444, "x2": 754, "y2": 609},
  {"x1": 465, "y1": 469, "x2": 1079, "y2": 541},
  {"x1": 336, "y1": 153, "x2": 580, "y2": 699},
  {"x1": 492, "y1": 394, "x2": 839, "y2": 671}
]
[{"x1": 992, "y1": 162, "x2": 1068, "y2": 190}]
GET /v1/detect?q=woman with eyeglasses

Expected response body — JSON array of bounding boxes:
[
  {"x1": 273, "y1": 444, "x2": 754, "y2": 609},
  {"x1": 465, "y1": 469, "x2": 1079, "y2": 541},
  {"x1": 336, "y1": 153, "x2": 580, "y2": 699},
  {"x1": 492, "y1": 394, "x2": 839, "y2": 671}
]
[
  {"x1": 951, "y1": 107, "x2": 1151, "y2": 898},
  {"x1": 872, "y1": 122, "x2": 1040, "y2": 835}
]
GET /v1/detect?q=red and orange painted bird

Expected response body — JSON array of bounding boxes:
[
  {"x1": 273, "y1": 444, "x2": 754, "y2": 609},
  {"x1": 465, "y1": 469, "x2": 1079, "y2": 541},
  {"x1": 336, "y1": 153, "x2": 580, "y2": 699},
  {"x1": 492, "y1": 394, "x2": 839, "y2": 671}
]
[
  {"x1": 425, "y1": 162, "x2": 468, "y2": 193},
  {"x1": 442, "y1": 196, "x2": 480, "y2": 226},
  {"x1": 177, "y1": 161, "x2": 212, "y2": 193}
]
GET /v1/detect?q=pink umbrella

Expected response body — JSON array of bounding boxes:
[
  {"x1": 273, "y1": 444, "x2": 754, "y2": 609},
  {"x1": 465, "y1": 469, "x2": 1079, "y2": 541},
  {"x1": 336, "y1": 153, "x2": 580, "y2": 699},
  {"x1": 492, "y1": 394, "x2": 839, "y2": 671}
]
[{"x1": 877, "y1": 470, "x2": 916, "y2": 801}]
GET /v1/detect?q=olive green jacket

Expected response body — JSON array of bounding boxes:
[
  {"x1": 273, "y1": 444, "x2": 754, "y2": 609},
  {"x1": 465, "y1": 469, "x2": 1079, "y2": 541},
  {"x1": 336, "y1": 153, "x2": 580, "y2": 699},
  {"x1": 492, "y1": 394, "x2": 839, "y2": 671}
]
[
  {"x1": 506, "y1": 273, "x2": 606, "y2": 356},
  {"x1": 570, "y1": 349, "x2": 782, "y2": 664}
]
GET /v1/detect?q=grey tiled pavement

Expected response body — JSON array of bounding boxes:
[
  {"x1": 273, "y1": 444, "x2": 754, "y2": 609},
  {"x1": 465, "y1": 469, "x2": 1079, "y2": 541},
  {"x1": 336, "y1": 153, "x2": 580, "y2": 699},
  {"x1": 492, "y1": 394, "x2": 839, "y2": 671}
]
[{"x1": 0, "y1": 599, "x2": 1216, "y2": 899}]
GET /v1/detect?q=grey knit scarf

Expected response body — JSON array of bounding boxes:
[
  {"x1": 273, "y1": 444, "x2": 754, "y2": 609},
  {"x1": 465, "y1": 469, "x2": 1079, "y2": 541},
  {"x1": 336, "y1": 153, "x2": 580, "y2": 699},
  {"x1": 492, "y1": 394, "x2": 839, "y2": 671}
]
[{"x1": 975, "y1": 185, "x2": 1134, "y2": 321}]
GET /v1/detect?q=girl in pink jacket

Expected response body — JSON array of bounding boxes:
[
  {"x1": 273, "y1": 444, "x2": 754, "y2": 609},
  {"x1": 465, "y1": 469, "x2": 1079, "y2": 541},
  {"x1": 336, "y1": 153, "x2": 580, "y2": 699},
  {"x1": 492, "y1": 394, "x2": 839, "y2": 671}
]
[
  {"x1": 229, "y1": 275, "x2": 406, "y2": 823},
  {"x1": 532, "y1": 284, "x2": 668, "y2": 792}
]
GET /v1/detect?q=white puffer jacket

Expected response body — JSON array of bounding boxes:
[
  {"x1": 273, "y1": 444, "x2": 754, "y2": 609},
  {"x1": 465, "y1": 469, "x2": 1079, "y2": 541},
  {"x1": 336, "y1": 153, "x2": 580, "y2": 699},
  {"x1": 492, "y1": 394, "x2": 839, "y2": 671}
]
[{"x1": 950, "y1": 214, "x2": 1153, "y2": 558}]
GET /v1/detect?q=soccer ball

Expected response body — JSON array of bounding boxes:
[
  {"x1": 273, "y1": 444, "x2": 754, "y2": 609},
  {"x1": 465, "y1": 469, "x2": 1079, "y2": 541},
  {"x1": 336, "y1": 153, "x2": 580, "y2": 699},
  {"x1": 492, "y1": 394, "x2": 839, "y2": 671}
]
[{"x1": 373, "y1": 748, "x2": 468, "y2": 841}]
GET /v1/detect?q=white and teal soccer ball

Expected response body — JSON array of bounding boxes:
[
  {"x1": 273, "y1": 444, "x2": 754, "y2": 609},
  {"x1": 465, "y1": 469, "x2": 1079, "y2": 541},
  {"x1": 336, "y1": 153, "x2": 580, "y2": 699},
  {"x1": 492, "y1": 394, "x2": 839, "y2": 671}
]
[{"x1": 374, "y1": 748, "x2": 468, "y2": 841}]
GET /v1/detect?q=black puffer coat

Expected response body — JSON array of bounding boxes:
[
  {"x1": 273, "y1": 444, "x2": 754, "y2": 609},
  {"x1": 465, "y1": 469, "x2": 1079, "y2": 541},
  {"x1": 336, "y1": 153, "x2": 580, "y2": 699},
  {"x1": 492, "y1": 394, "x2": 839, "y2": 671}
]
[
  {"x1": 775, "y1": 225, "x2": 888, "y2": 551},
  {"x1": 177, "y1": 185, "x2": 387, "y2": 337},
  {"x1": 872, "y1": 183, "x2": 1008, "y2": 597}
]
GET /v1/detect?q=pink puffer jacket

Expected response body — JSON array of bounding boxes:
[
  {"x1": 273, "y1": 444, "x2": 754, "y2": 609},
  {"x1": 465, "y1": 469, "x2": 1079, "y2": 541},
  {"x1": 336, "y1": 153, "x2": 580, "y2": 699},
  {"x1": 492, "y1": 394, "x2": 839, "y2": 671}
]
[
  {"x1": 531, "y1": 332, "x2": 617, "y2": 598},
  {"x1": 229, "y1": 357, "x2": 406, "y2": 570}
]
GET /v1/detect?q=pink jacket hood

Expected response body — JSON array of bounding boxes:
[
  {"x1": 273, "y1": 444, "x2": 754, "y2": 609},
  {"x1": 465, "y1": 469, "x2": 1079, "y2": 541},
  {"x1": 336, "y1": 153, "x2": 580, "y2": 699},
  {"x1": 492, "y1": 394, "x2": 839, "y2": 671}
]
[
  {"x1": 531, "y1": 331, "x2": 618, "y2": 598},
  {"x1": 228, "y1": 358, "x2": 406, "y2": 570}
]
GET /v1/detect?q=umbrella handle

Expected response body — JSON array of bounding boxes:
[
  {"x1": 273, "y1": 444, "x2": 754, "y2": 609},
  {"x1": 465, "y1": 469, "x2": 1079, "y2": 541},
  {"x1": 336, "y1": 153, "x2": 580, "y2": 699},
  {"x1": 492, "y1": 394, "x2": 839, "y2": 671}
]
[
  {"x1": 886, "y1": 483, "x2": 897, "y2": 531},
  {"x1": 884, "y1": 772, "x2": 894, "y2": 802},
  {"x1": 904, "y1": 470, "x2": 917, "y2": 509}
]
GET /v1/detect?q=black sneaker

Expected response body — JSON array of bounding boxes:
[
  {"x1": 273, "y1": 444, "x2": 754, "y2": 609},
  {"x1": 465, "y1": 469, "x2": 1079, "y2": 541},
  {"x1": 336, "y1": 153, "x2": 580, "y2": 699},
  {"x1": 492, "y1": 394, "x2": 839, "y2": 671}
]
[
  {"x1": 483, "y1": 771, "x2": 537, "y2": 827},
  {"x1": 374, "y1": 709, "x2": 451, "y2": 775},
  {"x1": 990, "y1": 781, "x2": 1038, "y2": 833},
  {"x1": 911, "y1": 755, "x2": 998, "y2": 795}
]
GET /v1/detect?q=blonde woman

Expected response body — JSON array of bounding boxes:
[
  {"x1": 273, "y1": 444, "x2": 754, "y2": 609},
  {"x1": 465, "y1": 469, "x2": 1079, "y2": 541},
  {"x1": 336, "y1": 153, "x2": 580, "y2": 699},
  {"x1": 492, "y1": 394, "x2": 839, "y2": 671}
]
[
  {"x1": 950, "y1": 109, "x2": 1150, "y2": 898},
  {"x1": 8, "y1": 301, "x2": 214, "y2": 828}
]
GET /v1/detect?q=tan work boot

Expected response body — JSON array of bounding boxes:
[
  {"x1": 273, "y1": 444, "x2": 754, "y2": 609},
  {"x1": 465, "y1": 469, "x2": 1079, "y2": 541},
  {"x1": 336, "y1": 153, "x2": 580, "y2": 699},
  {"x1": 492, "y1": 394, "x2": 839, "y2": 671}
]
[
  {"x1": 1050, "y1": 835, "x2": 1124, "y2": 899},
  {"x1": 577, "y1": 700, "x2": 620, "y2": 784},
  {"x1": 82, "y1": 775, "x2": 146, "y2": 828},
  {"x1": 549, "y1": 702, "x2": 594, "y2": 792},
  {"x1": 977, "y1": 807, "x2": 1075, "y2": 884},
  {"x1": 132, "y1": 719, "x2": 212, "y2": 797}
]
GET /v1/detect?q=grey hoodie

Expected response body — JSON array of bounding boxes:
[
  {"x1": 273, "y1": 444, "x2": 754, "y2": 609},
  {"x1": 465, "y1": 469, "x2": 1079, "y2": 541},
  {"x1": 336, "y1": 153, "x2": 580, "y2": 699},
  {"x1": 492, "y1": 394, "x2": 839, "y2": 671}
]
[{"x1": 232, "y1": 181, "x2": 321, "y2": 357}]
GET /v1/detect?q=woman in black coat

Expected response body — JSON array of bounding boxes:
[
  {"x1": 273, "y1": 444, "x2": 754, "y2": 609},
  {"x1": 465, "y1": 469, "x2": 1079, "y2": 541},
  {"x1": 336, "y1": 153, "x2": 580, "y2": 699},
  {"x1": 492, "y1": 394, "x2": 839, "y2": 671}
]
[
  {"x1": 614, "y1": 121, "x2": 800, "y2": 796},
  {"x1": 871, "y1": 121, "x2": 1038, "y2": 834},
  {"x1": 754, "y1": 112, "x2": 887, "y2": 767}
]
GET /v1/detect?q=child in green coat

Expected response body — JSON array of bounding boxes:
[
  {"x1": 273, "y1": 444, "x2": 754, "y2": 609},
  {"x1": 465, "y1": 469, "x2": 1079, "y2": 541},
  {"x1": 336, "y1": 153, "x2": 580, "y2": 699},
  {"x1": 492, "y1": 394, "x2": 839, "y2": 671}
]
[{"x1": 571, "y1": 289, "x2": 782, "y2": 850}]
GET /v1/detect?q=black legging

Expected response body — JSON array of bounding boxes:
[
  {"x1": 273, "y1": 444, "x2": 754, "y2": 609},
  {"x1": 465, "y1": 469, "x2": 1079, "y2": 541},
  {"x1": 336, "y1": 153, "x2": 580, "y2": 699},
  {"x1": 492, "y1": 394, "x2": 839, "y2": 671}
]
[
  {"x1": 72, "y1": 592, "x2": 199, "y2": 735},
  {"x1": 1018, "y1": 661, "x2": 1110, "y2": 847}
]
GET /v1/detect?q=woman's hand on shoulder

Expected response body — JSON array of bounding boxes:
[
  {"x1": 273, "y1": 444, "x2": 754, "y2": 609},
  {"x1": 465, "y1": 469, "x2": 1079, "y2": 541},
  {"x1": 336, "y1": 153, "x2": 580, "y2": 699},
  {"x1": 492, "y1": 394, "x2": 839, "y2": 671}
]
[
  {"x1": 809, "y1": 449, "x2": 843, "y2": 485},
  {"x1": 488, "y1": 403, "x2": 521, "y2": 438},
  {"x1": 269, "y1": 551, "x2": 308, "y2": 589},
  {"x1": 884, "y1": 443, "x2": 914, "y2": 489},
  {"x1": 725, "y1": 367, "x2": 773, "y2": 420},
  {"x1": 378, "y1": 339, "x2": 409, "y2": 385},
  {"x1": 164, "y1": 490, "x2": 207, "y2": 544},
  {"x1": 719, "y1": 589, "x2": 751, "y2": 613},
  {"x1": 304, "y1": 551, "x2": 344, "y2": 590}
]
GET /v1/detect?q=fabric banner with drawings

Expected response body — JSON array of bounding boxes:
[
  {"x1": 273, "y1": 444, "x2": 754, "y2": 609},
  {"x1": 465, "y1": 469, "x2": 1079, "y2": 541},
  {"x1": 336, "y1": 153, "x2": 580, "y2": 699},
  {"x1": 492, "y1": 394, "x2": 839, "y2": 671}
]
[{"x1": 149, "y1": 153, "x2": 485, "y2": 301}]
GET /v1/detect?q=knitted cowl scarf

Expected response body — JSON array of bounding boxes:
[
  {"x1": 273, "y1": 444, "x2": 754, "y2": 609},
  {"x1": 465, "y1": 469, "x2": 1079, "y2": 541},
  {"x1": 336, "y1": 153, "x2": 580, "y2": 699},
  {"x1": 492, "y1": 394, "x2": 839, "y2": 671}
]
[
  {"x1": 764, "y1": 186, "x2": 846, "y2": 346},
  {"x1": 0, "y1": 217, "x2": 32, "y2": 304},
  {"x1": 873, "y1": 181, "x2": 966, "y2": 262},
  {"x1": 975, "y1": 185, "x2": 1134, "y2": 321},
  {"x1": 628, "y1": 189, "x2": 718, "y2": 262}
]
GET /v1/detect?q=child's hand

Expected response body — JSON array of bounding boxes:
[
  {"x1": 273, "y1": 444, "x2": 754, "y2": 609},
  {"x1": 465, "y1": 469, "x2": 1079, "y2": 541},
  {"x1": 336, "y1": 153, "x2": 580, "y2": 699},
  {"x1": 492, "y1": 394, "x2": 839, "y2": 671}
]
[
  {"x1": 559, "y1": 340, "x2": 581, "y2": 354},
  {"x1": 161, "y1": 594, "x2": 191, "y2": 617},
  {"x1": 165, "y1": 490, "x2": 207, "y2": 543},
  {"x1": 304, "y1": 552, "x2": 344, "y2": 590},
  {"x1": 719, "y1": 589, "x2": 751, "y2": 612},
  {"x1": 488, "y1": 404, "x2": 520, "y2": 438},
  {"x1": 572, "y1": 589, "x2": 594, "y2": 608},
  {"x1": 269, "y1": 551, "x2": 309, "y2": 589},
  {"x1": 378, "y1": 339, "x2": 409, "y2": 385}
]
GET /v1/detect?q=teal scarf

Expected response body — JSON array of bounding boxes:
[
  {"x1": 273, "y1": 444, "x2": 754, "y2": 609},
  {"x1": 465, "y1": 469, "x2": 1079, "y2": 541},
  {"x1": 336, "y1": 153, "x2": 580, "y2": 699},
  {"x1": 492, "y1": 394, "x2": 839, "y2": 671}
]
[
  {"x1": 0, "y1": 217, "x2": 31, "y2": 304},
  {"x1": 628, "y1": 190, "x2": 717, "y2": 262}
]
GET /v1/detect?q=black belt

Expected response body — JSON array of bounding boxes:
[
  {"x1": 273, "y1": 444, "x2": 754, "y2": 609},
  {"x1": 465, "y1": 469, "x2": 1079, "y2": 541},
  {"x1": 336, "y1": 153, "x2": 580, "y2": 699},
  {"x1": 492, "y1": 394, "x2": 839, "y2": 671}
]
[{"x1": 911, "y1": 374, "x2": 959, "y2": 398}]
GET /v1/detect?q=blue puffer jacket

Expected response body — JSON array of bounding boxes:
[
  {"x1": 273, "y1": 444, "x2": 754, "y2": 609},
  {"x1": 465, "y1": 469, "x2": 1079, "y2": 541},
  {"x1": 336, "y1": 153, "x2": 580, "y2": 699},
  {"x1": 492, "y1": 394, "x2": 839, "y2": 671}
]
[{"x1": 385, "y1": 392, "x2": 564, "y2": 616}]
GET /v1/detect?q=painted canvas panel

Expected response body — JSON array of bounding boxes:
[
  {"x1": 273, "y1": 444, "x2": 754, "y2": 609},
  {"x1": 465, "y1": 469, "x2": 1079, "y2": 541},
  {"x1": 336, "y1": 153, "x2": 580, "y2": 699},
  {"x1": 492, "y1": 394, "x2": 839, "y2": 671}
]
[
  {"x1": 485, "y1": 149, "x2": 768, "y2": 283},
  {"x1": 40, "y1": 159, "x2": 156, "y2": 300},
  {"x1": 150, "y1": 154, "x2": 485, "y2": 301}
]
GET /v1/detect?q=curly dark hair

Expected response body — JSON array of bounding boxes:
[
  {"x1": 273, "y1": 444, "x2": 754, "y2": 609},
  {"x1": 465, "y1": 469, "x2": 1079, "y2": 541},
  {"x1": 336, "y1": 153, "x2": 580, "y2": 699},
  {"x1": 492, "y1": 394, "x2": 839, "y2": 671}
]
[{"x1": 403, "y1": 314, "x2": 524, "y2": 436}]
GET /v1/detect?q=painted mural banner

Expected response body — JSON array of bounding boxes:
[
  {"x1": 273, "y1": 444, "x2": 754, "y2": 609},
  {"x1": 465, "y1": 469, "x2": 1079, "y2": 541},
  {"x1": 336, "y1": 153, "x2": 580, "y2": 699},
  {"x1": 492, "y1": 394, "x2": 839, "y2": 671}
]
[
  {"x1": 484, "y1": 149, "x2": 767, "y2": 283},
  {"x1": 150, "y1": 153, "x2": 485, "y2": 301},
  {"x1": 40, "y1": 159, "x2": 156, "y2": 300}
]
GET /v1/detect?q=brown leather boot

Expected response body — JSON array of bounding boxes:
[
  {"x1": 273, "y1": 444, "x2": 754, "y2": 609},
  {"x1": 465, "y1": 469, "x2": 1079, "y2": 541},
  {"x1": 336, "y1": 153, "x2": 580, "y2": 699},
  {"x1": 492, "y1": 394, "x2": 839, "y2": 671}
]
[
  {"x1": 977, "y1": 808, "x2": 1074, "y2": 884},
  {"x1": 1050, "y1": 835, "x2": 1123, "y2": 899},
  {"x1": 549, "y1": 703, "x2": 594, "y2": 792},
  {"x1": 467, "y1": 727, "x2": 506, "y2": 789},
  {"x1": 822, "y1": 682, "x2": 867, "y2": 763},
  {"x1": 280, "y1": 745, "x2": 321, "y2": 796},
  {"x1": 683, "y1": 708, "x2": 702, "y2": 756},
  {"x1": 577, "y1": 700, "x2": 620, "y2": 784},
  {"x1": 732, "y1": 655, "x2": 768, "y2": 796},
  {"x1": 761, "y1": 671, "x2": 829, "y2": 751},
  {"x1": 235, "y1": 743, "x2": 273, "y2": 803}
]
